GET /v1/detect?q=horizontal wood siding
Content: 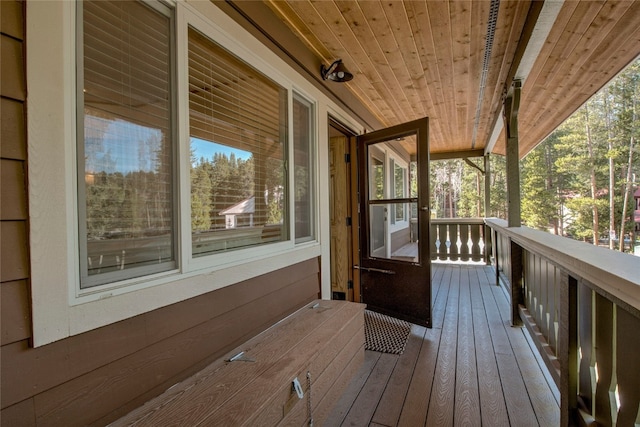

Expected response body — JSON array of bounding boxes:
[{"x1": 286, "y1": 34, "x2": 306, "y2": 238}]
[
  {"x1": 0, "y1": 2, "x2": 321, "y2": 425},
  {"x1": 2, "y1": 259, "x2": 320, "y2": 426}
]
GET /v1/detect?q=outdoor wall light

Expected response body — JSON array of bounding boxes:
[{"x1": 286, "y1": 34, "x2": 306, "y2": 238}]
[{"x1": 320, "y1": 59, "x2": 353, "y2": 82}]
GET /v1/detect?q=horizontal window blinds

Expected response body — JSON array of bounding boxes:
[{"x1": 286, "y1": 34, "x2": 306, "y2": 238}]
[
  {"x1": 83, "y1": 1, "x2": 171, "y2": 130},
  {"x1": 188, "y1": 27, "x2": 288, "y2": 256},
  {"x1": 188, "y1": 28, "x2": 285, "y2": 156},
  {"x1": 80, "y1": 0, "x2": 175, "y2": 286}
]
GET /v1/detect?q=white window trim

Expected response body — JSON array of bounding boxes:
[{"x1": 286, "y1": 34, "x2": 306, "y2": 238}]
[
  {"x1": 27, "y1": 0, "x2": 344, "y2": 347},
  {"x1": 386, "y1": 151, "x2": 410, "y2": 234}
]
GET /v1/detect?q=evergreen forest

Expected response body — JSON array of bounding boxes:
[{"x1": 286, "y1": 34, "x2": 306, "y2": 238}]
[{"x1": 431, "y1": 58, "x2": 639, "y2": 253}]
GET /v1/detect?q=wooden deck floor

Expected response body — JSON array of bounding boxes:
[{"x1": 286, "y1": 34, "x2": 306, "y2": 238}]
[{"x1": 325, "y1": 263, "x2": 560, "y2": 427}]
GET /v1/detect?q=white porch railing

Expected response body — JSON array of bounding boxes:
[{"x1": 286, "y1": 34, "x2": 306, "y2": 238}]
[{"x1": 430, "y1": 218, "x2": 487, "y2": 263}]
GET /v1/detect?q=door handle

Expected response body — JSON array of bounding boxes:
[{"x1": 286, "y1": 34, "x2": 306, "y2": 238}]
[
  {"x1": 353, "y1": 265, "x2": 396, "y2": 275},
  {"x1": 420, "y1": 206, "x2": 429, "y2": 211}
]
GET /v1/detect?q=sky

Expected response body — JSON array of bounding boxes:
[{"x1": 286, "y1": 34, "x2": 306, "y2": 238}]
[
  {"x1": 85, "y1": 115, "x2": 253, "y2": 174},
  {"x1": 191, "y1": 137, "x2": 252, "y2": 164}
]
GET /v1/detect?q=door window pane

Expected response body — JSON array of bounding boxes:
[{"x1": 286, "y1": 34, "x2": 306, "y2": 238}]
[
  {"x1": 79, "y1": 0, "x2": 175, "y2": 287},
  {"x1": 370, "y1": 155, "x2": 385, "y2": 200},
  {"x1": 394, "y1": 163, "x2": 406, "y2": 221},
  {"x1": 188, "y1": 28, "x2": 288, "y2": 256},
  {"x1": 366, "y1": 137, "x2": 418, "y2": 263}
]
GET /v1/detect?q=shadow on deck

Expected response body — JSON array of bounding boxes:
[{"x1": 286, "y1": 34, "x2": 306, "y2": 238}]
[{"x1": 325, "y1": 263, "x2": 560, "y2": 427}]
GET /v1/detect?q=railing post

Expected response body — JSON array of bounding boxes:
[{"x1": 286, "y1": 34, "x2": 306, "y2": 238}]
[
  {"x1": 558, "y1": 273, "x2": 578, "y2": 426},
  {"x1": 494, "y1": 228, "x2": 500, "y2": 286},
  {"x1": 510, "y1": 239, "x2": 524, "y2": 326},
  {"x1": 484, "y1": 223, "x2": 492, "y2": 265}
]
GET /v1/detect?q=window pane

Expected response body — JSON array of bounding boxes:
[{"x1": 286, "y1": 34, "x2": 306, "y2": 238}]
[
  {"x1": 79, "y1": 1, "x2": 175, "y2": 288},
  {"x1": 369, "y1": 202, "x2": 419, "y2": 263},
  {"x1": 293, "y1": 95, "x2": 314, "y2": 242},
  {"x1": 394, "y1": 163, "x2": 406, "y2": 220},
  {"x1": 370, "y1": 156, "x2": 385, "y2": 200},
  {"x1": 188, "y1": 28, "x2": 288, "y2": 256}
]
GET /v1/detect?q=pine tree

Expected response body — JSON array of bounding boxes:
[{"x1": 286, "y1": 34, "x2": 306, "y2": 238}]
[{"x1": 521, "y1": 138, "x2": 558, "y2": 231}]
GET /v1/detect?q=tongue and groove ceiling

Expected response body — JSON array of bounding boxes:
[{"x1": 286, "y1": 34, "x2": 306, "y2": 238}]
[{"x1": 260, "y1": 0, "x2": 640, "y2": 158}]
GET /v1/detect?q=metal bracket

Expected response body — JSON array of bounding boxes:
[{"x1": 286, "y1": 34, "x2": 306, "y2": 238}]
[
  {"x1": 353, "y1": 265, "x2": 396, "y2": 275},
  {"x1": 309, "y1": 302, "x2": 331, "y2": 312},
  {"x1": 226, "y1": 351, "x2": 255, "y2": 363}
]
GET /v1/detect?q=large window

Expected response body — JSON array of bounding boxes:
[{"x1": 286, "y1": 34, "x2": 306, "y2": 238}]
[
  {"x1": 76, "y1": 2, "x2": 314, "y2": 288},
  {"x1": 188, "y1": 28, "x2": 288, "y2": 256},
  {"x1": 78, "y1": 1, "x2": 175, "y2": 288},
  {"x1": 28, "y1": 0, "x2": 326, "y2": 345}
]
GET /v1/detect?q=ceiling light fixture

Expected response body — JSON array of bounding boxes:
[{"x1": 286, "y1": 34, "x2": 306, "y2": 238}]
[{"x1": 320, "y1": 59, "x2": 353, "y2": 82}]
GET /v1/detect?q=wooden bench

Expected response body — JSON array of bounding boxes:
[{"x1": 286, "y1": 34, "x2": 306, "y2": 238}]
[{"x1": 111, "y1": 300, "x2": 365, "y2": 426}]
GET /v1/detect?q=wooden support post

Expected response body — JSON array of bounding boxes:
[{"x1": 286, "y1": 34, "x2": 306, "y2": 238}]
[
  {"x1": 484, "y1": 155, "x2": 492, "y2": 264},
  {"x1": 558, "y1": 273, "x2": 578, "y2": 426},
  {"x1": 510, "y1": 240, "x2": 523, "y2": 326},
  {"x1": 494, "y1": 228, "x2": 500, "y2": 286},
  {"x1": 504, "y1": 80, "x2": 522, "y2": 228},
  {"x1": 484, "y1": 154, "x2": 491, "y2": 217}
]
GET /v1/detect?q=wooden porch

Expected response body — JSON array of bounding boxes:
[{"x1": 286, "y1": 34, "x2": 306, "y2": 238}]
[{"x1": 326, "y1": 263, "x2": 560, "y2": 427}]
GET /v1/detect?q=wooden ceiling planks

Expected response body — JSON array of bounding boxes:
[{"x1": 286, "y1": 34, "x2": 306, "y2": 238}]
[
  {"x1": 306, "y1": 0, "x2": 399, "y2": 125},
  {"x1": 450, "y1": 0, "x2": 473, "y2": 149},
  {"x1": 263, "y1": 0, "x2": 640, "y2": 158},
  {"x1": 497, "y1": 0, "x2": 640, "y2": 156},
  {"x1": 467, "y1": 0, "x2": 490, "y2": 150},
  {"x1": 379, "y1": 1, "x2": 430, "y2": 121},
  {"x1": 266, "y1": 0, "x2": 492, "y2": 154},
  {"x1": 336, "y1": 1, "x2": 413, "y2": 125},
  {"x1": 428, "y1": 1, "x2": 459, "y2": 150},
  {"x1": 404, "y1": 1, "x2": 447, "y2": 151},
  {"x1": 467, "y1": 0, "x2": 530, "y2": 154}
]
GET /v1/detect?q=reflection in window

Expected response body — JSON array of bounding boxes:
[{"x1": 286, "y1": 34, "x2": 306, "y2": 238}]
[
  {"x1": 371, "y1": 156, "x2": 385, "y2": 200},
  {"x1": 79, "y1": 0, "x2": 175, "y2": 287},
  {"x1": 293, "y1": 95, "x2": 315, "y2": 243},
  {"x1": 394, "y1": 163, "x2": 406, "y2": 221},
  {"x1": 188, "y1": 28, "x2": 288, "y2": 256}
]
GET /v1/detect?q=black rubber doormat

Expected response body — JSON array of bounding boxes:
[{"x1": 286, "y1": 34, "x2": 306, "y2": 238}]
[{"x1": 364, "y1": 310, "x2": 411, "y2": 355}]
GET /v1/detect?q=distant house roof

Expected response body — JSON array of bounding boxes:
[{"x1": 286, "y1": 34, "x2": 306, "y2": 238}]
[{"x1": 219, "y1": 196, "x2": 254, "y2": 215}]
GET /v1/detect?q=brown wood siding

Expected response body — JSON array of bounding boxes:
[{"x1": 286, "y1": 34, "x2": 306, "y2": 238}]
[
  {"x1": 0, "y1": 2, "x2": 321, "y2": 425},
  {"x1": 2, "y1": 259, "x2": 320, "y2": 426}
]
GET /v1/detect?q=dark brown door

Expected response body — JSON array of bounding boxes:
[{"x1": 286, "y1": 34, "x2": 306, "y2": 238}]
[{"x1": 357, "y1": 117, "x2": 431, "y2": 327}]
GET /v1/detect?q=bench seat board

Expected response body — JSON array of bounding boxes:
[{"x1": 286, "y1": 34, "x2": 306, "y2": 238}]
[{"x1": 111, "y1": 300, "x2": 365, "y2": 426}]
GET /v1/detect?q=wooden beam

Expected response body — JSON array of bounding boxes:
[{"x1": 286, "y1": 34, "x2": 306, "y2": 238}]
[
  {"x1": 485, "y1": 0, "x2": 553, "y2": 156},
  {"x1": 463, "y1": 158, "x2": 485, "y2": 175},
  {"x1": 504, "y1": 80, "x2": 522, "y2": 227},
  {"x1": 484, "y1": 155, "x2": 492, "y2": 264},
  {"x1": 484, "y1": 154, "x2": 491, "y2": 217},
  {"x1": 430, "y1": 149, "x2": 485, "y2": 161}
]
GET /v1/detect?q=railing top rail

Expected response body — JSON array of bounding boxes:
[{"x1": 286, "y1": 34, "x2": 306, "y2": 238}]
[
  {"x1": 431, "y1": 218, "x2": 485, "y2": 225},
  {"x1": 485, "y1": 218, "x2": 640, "y2": 313}
]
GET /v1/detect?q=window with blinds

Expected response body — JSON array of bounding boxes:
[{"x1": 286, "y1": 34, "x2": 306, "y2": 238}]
[
  {"x1": 188, "y1": 28, "x2": 289, "y2": 257},
  {"x1": 78, "y1": 0, "x2": 175, "y2": 288}
]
